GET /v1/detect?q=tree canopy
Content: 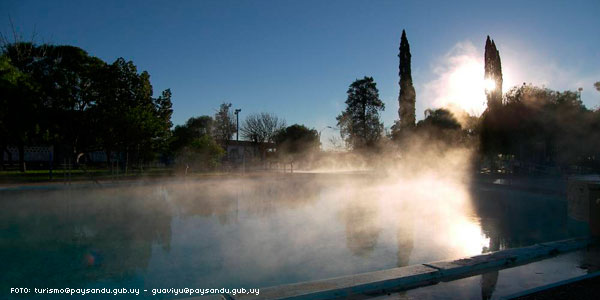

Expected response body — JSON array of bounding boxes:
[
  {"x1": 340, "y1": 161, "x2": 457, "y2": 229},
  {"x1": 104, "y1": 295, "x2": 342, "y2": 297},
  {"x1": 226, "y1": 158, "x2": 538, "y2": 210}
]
[
  {"x1": 336, "y1": 76, "x2": 385, "y2": 150},
  {"x1": 0, "y1": 42, "x2": 173, "y2": 170},
  {"x1": 274, "y1": 124, "x2": 320, "y2": 162},
  {"x1": 241, "y1": 112, "x2": 286, "y2": 143},
  {"x1": 213, "y1": 102, "x2": 236, "y2": 144},
  {"x1": 480, "y1": 84, "x2": 599, "y2": 169}
]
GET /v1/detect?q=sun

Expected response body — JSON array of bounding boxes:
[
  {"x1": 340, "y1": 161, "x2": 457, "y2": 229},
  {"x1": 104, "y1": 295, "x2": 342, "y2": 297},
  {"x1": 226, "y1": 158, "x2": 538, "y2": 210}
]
[
  {"x1": 429, "y1": 47, "x2": 514, "y2": 117},
  {"x1": 444, "y1": 59, "x2": 488, "y2": 115}
]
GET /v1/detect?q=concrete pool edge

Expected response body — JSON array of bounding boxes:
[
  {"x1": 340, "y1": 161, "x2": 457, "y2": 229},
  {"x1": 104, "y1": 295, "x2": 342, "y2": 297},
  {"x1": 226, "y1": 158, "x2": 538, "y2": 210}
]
[
  {"x1": 499, "y1": 271, "x2": 600, "y2": 300},
  {"x1": 195, "y1": 237, "x2": 595, "y2": 300}
]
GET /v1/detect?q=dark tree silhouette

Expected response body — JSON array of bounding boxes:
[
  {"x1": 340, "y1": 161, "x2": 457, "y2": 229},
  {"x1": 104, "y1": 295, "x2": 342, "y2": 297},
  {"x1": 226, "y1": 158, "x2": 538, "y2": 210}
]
[
  {"x1": 336, "y1": 76, "x2": 385, "y2": 150},
  {"x1": 397, "y1": 30, "x2": 416, "y2": 132},
  {"x1": 2, "y1": 42, "x2": 173, "y2": 172},
  {"x1": 418, "y1": 108, "x2": 461, "y2": 130},
  {"x1": 0, "y1": 53, "x2": 40, "y2": 171},
  {"x1": 484, "y1": 36, "x2": 503, "y2": 110},
  {"x1": 480, "y1": 83, "x2": 600, "y2": 172},
  {"x1": 241, "y1": 112, "x2": 286, "y2": 143},
  {"x1": 274, "y1": 124, "x2": 320, "y2": 163},
  {"x1": 414, "y1": 108, "x2": 466, "y2": 145}
]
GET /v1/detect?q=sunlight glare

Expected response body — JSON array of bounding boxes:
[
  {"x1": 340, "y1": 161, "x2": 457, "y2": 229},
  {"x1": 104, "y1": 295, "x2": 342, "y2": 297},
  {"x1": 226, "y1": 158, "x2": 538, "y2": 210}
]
[
  {"x1": 443, "y1": 59, "x2": 488, "y2": 115},
  {"x1": 449, "y1": 217, "x2": 490, "y2": 255},
  {"x1": 483, "y1": 78, "x2": 496, "y2": 92}
]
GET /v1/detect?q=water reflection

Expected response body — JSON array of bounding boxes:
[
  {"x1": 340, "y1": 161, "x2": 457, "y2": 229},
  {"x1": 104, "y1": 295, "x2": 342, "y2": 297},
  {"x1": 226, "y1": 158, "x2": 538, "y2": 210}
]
[
  {"x1": 472, "y1": 186, "x2": 576, "y2": 250},
  {"x1": 395, "y1": 203, "x2": 414, "y2": 267},
  {"x1": 0, "y1": 174, "x2": 587, "y2": 299},
  {"x1": 0, "y1": 187, "x2": 172, "y2": 292},
  {"x1": 341, "y1": 190, "x2": 382, "y2": 257}
]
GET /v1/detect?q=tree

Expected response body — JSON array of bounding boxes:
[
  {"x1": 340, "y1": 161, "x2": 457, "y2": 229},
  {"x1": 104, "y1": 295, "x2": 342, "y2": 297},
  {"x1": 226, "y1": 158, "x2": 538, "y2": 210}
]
[
  {"x1": 93, "y1": 58, "x2": 172, "y2": 170},
  {"x1": 415, "y1": 108, "x2": 465, "y2": 144},
  {"x1": 170, "y1": 116, "x2": 214, "y2": 153},
  {"x1": 480, "y1": 83, "x2": 599, "y2": 171},
  {"x1": 175, "y1": 134, "x2": 225, "y2": 172},
  {"x1": 274, "y1": 124, "x2": 320, "y2": 163},
  {"x1": 1, "y1": 41, "x2": 173, "y2": 172},
  {"x1": 336, "y1": 76, "x2": 385, "y2": 150},
  {"x1": 32, "y1": 45, "x2": 106, "y2": 161},
  {"x1": 595, "y1": 81, "x2": 600, "y2": 92},
  {"x1": 241, "y1": 112, "x2": 286, "y2": 143},
  {"x1": 0, "y1": 54, "x2": 38, "y2": 171},
  {"x1": 156, "y1": 89, "x2": 174, "y2": 135},
  {"x1": 397, "y1": 30, "x2": 416, "y2": 133},
  {"x1": 153, "y1": 88, "x2": 174, "y2": 159},
  {"x1": 484, "y1": 36, "x2": 503, "y2": 110},
  {"x1": 213, "y1": 102, "x2": 236, "y2": 144},
  {"x1": 418, "y1": 108, "x2": 461, "y2": 130},
  {"x1": 1, "y1": 43, "x2": 47, "y2": 171}
]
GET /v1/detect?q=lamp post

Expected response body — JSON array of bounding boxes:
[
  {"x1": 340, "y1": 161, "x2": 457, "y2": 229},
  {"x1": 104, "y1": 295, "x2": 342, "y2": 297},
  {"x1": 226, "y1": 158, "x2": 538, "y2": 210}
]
[{"x1": 234, "y1": 109, "x2": 241, "y2": 141}]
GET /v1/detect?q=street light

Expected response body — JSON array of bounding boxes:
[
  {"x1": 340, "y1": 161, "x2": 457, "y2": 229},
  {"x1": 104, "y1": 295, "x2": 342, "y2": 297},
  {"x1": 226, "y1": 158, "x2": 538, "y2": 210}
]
[{"x1": 234, "y1": 109, "x2": 241, "y2": 141}]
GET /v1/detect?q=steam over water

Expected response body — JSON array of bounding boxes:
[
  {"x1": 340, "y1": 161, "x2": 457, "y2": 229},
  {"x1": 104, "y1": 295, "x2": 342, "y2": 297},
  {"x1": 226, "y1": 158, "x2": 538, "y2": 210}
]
[{"x1": 0, "y1": 171, "x2": 583, "y2": 299}]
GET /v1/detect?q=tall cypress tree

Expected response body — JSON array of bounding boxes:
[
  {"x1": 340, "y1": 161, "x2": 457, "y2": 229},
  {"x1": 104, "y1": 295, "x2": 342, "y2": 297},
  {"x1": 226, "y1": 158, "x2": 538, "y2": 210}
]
[
  {"x1": 484, "y1": 36, "x2": 503, "y2": 109},
  {"x1": 398, "y1": 30, "x2": 416, "y2": 130}
]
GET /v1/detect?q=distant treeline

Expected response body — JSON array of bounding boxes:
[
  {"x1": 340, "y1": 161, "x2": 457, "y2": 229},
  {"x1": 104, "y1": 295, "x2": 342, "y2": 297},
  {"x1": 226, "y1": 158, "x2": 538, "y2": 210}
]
[
  {"x1": 0, "y1": 42, "x2": 320, "y2": 173},
  {"x1": 1, "y1": 43, "x2": 173, "y2": 171},
  {"x1": 3, "y1": 40, "x2": 600, "y2": 174},
  {"x1": 336, "y1": 75, "x2": 600, "y2": 173},
  {"x1": 480, "y1": 84, "x2": 600, "y2": 172}
]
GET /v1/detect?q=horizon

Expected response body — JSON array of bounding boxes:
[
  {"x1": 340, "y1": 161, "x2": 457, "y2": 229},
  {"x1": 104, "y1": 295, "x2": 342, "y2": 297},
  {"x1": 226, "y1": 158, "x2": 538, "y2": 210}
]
[{"x1": 2, "y1": 0, "x2": 599, "y2": 147}]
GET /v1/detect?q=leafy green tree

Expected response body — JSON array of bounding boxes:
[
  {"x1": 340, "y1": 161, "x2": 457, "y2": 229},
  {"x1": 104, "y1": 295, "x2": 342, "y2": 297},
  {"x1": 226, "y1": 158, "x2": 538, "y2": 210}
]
[
  {"x1": 32, "y1": 45, "x2": 106, "y2": 161},
  {"x1": 0, "y1": 55, "x2": 18, "y2": 169},
  {"x1": 153, "y1": 88, "x2": 174, "y2": 158},
  {"x1": 170, "y1": 116, "x2": 214, "y2": 154},
  {"x1": 0, "y1": 52, "x2": 41, "y2": 171},
  {"x1": 274, "y1": 124, "x2": 320, "y2": 163},
  {"x1": 93, "y1": 58, "x2": 172, "y2": 169},
  {"x1": 2, "y1": 41, "x2": 173, "y2": 172},
  {"x1": 175, "y1": 134, "x2": 225, "y2": 171},
  {"x1": 213, "y1": 102, "x2": 236, "y2": 145},
  {"x1": 336, "y1": 76, "x2": 385, "y2": 150}
]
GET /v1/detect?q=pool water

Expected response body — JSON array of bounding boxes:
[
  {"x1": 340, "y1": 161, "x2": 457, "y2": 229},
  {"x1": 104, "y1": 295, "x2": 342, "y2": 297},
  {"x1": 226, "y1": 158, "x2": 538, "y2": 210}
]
[{"x1": 0, "y1": 173, "x2": 585, "y2": 299}]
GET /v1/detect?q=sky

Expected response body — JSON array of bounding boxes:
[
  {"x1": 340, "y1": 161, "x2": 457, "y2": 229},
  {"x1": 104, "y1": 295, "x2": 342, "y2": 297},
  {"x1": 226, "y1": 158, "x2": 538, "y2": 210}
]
[{"x1": 2, "y1": 0, "x2": 599, "y2": 146}]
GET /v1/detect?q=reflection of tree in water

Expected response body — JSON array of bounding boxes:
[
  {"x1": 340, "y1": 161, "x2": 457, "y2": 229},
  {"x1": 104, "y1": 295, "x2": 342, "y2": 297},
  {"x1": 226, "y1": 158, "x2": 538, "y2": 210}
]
[
  {"x1": 470, "y1": 185, "x2": 583, "y2": 300},
  {"x1": 470, "y1": 186, "x2": 576, "y2": 250},
  {"x1": 394, "y1": 201, "x2": 414, "y2": 267},
  {"x1": 168, "y1": 176, "x2": 321, "y2": 222},
  {"x1": 0, "y1": 186, "x2": 172, "y2": 291},
  {"x1": 341, "y1": 190, "x2": 381, "y2": 257},
  {"x1": 480, "y1": 234, "x2": 500, "y2": 300},
  {"x1": 242, "y1": 176, "x2": 322, "y2": 217},
  {"x1": 169, "y1": 180, "x2": 240, "y2": 224}
]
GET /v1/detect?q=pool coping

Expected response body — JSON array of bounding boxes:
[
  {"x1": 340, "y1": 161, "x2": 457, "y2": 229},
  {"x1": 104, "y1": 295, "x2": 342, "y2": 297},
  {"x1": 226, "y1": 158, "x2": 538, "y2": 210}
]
[
  {"x1": 187, "y1": 237, "x2": 594, "y2": 300},
  {"x1": 499, "y1": 271, "x2": 600, "y2": 300}
]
